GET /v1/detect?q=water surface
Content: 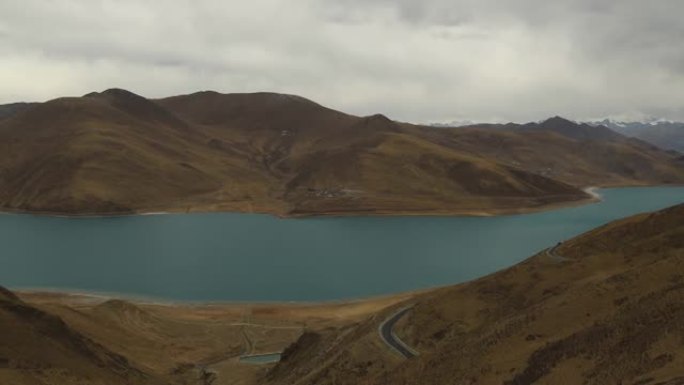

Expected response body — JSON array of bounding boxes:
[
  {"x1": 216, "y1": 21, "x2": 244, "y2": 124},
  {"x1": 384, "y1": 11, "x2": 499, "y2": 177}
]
[
  {"x1": 1, "y1": 187, "x2": 682, "y2": 301},
  {"x1": 239, "y1": 353, "x2": 282, "y2": 364}
]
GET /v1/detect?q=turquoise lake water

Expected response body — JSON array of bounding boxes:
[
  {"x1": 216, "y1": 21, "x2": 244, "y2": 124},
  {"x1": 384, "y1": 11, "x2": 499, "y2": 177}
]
[{"x1": 1, "y1": 187, "x2": 682, "y2": 302}]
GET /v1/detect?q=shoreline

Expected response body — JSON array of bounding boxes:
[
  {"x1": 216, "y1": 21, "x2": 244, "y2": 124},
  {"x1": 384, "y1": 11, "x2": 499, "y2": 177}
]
[
  {"x1": 0, "y1": 187, "x2": 620, "y2": 219},
  {"x1": 6, "y1": 182, "x2": 682, "y2": 220},
  {"x1": 583, "y1": 186, "x2": 602, "y2": 199},
  {"x1": 11, "y1": 187, "x2": 683, "y2": 311},
  {"x1": 14, "y1": 286, "x2": 422, "y2": 308},
  {"x1": 281, "y1": 194, "x2": 598, "y2": 218}
]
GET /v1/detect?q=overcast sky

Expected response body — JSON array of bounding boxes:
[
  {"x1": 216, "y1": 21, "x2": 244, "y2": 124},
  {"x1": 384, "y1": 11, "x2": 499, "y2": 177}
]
[{"x1": 1, "y1": 0, "x2": 683, "y2": 123}]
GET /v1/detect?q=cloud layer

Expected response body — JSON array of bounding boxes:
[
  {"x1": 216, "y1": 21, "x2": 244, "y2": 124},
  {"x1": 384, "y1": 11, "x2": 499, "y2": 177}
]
[{"x1": 1, "y1": 0, "x2": 683, "y2": 122}]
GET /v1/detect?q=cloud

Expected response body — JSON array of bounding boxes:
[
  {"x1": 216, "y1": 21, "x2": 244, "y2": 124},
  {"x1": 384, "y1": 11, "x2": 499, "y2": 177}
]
[{"x1": 0, "y1": 0, "x2": 683, "y2": 123}]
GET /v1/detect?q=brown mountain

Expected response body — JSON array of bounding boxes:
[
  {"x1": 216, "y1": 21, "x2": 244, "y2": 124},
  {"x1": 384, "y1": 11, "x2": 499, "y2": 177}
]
[
  {"x1": 440, "y1": 117, "x2": 684, "y2": 187},
  {"x1": 263, "y1": 202, "x2": 684, "y2": 385},
  {"x1": 596, "y1": 120, "x2": 684, "y2": 153},
  {"x1": 0, "y1": 89, "x2": 682, "y2": 216},
  {"x1": 0, "y1": 102, "x2": 36, "y2": 120},
  {"x1": 0, "y1": 286, "x2": 166, "y2": 385},
  {"x1": 468, "y1": 116, "x2": 623, "y2": 141}
]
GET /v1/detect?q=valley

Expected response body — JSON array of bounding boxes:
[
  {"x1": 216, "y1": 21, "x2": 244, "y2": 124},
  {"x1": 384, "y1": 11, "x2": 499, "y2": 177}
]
[{"x1": 3, "y1": 202, "x2": 683, "y2": 384}]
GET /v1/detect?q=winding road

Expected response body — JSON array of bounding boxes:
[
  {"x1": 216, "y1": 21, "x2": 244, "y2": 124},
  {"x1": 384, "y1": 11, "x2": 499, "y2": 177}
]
[
  {"x1": 378, "y1": 245, "x2": 568, "y2": 359},
  {"x1": 378, "y1": 306, "x2": 419, "y2": 359},
  {"x1": 545, "y1": 243, "x2": 570, "y2": 262}
]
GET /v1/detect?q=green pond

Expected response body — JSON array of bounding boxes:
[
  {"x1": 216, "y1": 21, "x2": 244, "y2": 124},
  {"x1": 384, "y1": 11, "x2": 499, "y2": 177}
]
[
  {"x1": 239, "y1": 353, "x2": 282, "y2": 364},
  {"x1": 1, "y1": 187, "x2": 682, "y2": 301}
]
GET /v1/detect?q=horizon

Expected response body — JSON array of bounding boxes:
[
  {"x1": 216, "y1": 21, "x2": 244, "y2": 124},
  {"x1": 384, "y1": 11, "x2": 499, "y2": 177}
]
[{"x1": 3, "y1": 87, "x2": 684, "y2": 126}]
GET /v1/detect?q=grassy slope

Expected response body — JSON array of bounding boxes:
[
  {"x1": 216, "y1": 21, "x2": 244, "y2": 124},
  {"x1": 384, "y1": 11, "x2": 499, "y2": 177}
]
[
  {"x1": 423, "y1": 122, "x2": 684, "y2": 187},
  {"x1": 0, "y1": 89, "x2": 682, "y2": 216},
  {"x1": 4, "y1": 289, "x2": 411, "y2": 385},
  {"x1": 266, "y1": 203, "x2": 684, "y2": 385},
  {"x1": 0, "y1": 288, "x2": 168, "y2": 385}
]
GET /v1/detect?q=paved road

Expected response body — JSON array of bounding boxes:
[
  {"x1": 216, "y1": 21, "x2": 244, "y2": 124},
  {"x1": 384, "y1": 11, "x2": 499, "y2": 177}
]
[
  {"x1": 378, "y1": 306, "x2": 418, "y2": 359},
  {"x1": 546, "y1": 244, "x2": 570, "y2": 262},
  {"x1": 240, "y1": 327, "x2": 253, "y2": 356}
]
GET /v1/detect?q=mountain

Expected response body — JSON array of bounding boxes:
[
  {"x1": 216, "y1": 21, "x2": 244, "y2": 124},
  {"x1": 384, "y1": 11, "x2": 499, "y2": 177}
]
[
  {"x1": 4, "y1": 286, "x2": 398, "y2": 385},
  {"x1": 0, "y1": 90, "x2": 682, "y2": 216},
  {"x1": 590, "y1": 119, "x2": 684, "y2": 153},
  {"x1": 0, "y1": 102, "x2": 36, "y2": 120},
  {"x1": 264, "y1": 202, "x2": 684, "y2": 384},
  {"x1": 525, "y1": 116, "x2": 623, "y2": 141},
  {"x1": 436, "y1": 116, "x2": 684, "y2": 187},
  {"x1": 433, "y1": 116, "x2": 623, "y2": 141},
  {"x1": 0, "y1": 286, "x2": 166, "y2": 385},
  {"x1": 428, "y1": 119, "x2": 475, "y2": 127}
]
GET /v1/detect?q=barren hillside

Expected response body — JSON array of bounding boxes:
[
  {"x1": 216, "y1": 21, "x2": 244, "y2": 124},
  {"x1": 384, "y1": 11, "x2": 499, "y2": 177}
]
[
  {"x1": 266, "y1": 203, "x2": 684, "y2": 384},
  {"x1": 1, "y1": 90, "x2": 682, "y2": 216}
]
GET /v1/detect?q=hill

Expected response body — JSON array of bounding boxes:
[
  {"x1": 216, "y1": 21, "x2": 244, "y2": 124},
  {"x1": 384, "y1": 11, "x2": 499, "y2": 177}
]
[
  {"x1": 0, "y1": 286, "x2": 166, "y2": 385},
  {"x1": 0, "y1": 103, "x2": 35, "y2": 120},
  {"x1": 6, "y1": 288, "x2": 407, "y2": 385},
  {"x1": 266, "y1": 203, "x2": 684, "y2": 384},
  {"x1": 445, "y1": 117, "x2": 684, "y2": 187},
  {"x1": 593, "y1": 119, "x2": 684, "y2": 153},
  {"x1": 0, "y1": 90, "x2": 682, "y2": 216}
]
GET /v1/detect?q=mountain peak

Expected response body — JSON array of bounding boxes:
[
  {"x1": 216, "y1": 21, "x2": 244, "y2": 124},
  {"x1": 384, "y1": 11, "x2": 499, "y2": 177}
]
[
  {"x1": 84, "y1": 88, "x2": 187, "y2": 129},
  {"x1": 365, "y1": 113, "x2": 392, "y2": 122},
  {"x1": 534, "y1": 116, "x2": 622, "y2": 141},
  {"x1": 541, "y1": 116, "x2": 575, "y2": 126},
  {"x1": 85, "y1": 88, "x2": 145, "y2": 100}
]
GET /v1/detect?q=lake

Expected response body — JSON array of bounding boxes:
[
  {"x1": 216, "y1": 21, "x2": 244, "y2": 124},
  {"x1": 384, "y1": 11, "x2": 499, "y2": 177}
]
[{"x1": 1, "y1": 187, "x2": 682, "y2": 302}]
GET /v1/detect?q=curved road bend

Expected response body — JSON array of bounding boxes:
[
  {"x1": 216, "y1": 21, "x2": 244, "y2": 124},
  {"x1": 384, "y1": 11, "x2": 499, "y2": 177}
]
[
  {"x1": 545, "y1": 244, "x2": 570, "y2": 263},
  {"x1": 378, "y1": 306, "x2": 419, "y2": 359}
]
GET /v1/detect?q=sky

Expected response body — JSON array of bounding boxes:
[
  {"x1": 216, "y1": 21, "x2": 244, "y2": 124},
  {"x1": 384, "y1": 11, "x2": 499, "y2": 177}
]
[{"x1": 1, "y1": 0, "x2": 683, "y2": 123}]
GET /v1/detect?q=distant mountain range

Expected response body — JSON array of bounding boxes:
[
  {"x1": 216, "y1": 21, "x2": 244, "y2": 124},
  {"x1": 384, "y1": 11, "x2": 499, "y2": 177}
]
[
  {"x1": 587, "y1": 119, "x2": 684, "y2": 153},
  {"x1": 432, "y1": 118, "x2": 684, "y2": 154},
  {"x1": 1, "y1": 90, "x2": 683, "y2": 216}
]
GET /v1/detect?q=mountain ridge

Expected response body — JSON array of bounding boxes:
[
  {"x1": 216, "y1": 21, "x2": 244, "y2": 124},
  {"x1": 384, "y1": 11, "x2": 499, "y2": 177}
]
[
  {"x1": 588, "y1": 118, "x2": 684, "y2": 153},
  {"x1": 0, "y1": 89, "x2": 682, "y2": 216}
]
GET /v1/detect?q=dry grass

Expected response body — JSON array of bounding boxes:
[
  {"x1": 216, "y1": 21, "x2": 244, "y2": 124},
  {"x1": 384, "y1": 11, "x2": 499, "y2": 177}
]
[
  {"x1": 2, "y1": 89, "x2": 682, "y2": 217},
  {"x1": 264, "y1": 203, "x2": 684, "y2": 385}
]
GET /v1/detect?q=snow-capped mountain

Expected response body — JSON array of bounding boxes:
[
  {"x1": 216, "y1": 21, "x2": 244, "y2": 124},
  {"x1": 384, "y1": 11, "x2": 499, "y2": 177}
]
[
  {"x1": 586, "y1": 119, "x2": 684, "y2": 152},
  {"x1": 428, "y1": 120, "x2": 476, "y2": 128}
]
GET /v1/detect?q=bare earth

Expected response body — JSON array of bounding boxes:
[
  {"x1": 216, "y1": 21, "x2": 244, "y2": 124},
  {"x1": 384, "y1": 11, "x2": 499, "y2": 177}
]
[
  {"x1": 5, "y1": 290, "x2": 414, "y2": 385},
  {"x1": 1, "y1": 90, "x2": 683, "y2": 218}
]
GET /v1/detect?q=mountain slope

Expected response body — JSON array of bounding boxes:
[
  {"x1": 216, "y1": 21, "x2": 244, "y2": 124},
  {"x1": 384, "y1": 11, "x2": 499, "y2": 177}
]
[
  {"x1": 594, "y1": 119, "x2": 684, "y2": 153},
  {"x1": 265, "y1": 203, "x2": 684, "y2": 384},
  {"x1": 0, "y1": 103, "x2": 36, "y2": 120},
  {"x1": 0, "y1": 286, "x2": 166, "y2": 385},
  {"x1": 0, "y1": 91, "x2": 682, "y2": 216},
  {"x1": 0, "y1": 90, "x2": 279, "y2": 214},
  {"x1": 437, "y1": 117, "x2": 684, "y2": 187}
]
